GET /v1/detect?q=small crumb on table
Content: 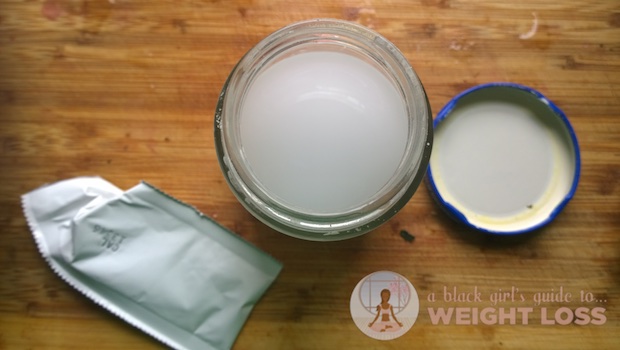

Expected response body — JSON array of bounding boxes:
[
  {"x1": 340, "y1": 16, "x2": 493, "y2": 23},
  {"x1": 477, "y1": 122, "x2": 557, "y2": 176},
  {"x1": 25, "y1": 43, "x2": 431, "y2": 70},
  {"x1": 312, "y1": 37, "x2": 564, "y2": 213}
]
[{"x1": 400, "y1": 230, "x2": 415, "y2": 243}]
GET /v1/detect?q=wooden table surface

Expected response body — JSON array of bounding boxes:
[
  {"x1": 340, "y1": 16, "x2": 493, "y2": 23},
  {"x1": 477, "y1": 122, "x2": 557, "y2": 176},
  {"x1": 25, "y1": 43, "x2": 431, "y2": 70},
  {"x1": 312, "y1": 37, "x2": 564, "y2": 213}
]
[{"x1": 1, "y1": 0, "x2": 619, "y2": 349}]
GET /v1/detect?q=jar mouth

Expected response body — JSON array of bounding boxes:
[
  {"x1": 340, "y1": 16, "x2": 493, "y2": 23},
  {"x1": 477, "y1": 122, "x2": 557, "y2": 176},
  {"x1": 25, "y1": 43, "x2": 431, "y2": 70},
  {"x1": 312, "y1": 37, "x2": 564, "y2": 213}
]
[{"x1": 214, "y1": 19, "x2": 432, "y2": 240}]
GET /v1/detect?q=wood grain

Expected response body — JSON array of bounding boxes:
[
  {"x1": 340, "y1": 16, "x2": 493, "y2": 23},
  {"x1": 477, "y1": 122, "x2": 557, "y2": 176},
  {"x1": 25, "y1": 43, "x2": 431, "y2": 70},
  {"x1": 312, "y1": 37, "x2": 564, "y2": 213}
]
[{"x1": 1, "y1": 0, "x2": 619, "y2": 349}]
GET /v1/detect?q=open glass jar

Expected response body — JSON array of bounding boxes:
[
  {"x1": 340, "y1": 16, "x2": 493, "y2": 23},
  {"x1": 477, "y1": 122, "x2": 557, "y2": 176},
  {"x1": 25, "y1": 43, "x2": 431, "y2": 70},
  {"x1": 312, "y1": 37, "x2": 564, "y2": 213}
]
[{"x1": 214, "y1": 19, "x2": 432, "y2": 241}]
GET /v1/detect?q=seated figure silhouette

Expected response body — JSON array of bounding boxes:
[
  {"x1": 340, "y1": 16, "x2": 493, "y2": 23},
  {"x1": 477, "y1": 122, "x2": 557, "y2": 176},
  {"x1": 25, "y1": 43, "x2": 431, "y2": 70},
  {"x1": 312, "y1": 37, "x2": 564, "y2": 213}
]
[{"x1": 368, "y1": 289, "x2": 403, "y2": 332}]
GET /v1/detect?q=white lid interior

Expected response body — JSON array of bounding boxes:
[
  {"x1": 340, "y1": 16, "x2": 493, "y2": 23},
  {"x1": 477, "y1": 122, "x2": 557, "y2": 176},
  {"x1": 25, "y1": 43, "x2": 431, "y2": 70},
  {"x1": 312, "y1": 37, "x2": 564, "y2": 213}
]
[{"x1": 429, "y1": 85, "x2": 579, "y2": 233}]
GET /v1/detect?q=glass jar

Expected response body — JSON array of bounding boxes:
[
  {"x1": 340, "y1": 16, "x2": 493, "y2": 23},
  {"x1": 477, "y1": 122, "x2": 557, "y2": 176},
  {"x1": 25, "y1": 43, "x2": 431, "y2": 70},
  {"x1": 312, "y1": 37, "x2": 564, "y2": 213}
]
[{"x1": 214, "y1": 19, "x2": 432, "y2": 241}]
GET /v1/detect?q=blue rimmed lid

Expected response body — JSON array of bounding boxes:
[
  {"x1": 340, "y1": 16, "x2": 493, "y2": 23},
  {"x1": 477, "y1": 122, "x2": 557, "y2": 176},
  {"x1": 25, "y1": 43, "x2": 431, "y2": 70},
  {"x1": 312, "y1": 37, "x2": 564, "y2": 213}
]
[{"x1": 426, "y1": 83, "x2": 580, "y2": 235}]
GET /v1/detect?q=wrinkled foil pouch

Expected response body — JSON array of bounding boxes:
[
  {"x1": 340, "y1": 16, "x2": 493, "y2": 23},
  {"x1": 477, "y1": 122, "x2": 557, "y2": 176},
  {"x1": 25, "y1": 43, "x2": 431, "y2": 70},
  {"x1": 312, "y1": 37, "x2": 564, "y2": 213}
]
[{"x1": 22, "y1": 177, "x2": 282, "y2": 350}]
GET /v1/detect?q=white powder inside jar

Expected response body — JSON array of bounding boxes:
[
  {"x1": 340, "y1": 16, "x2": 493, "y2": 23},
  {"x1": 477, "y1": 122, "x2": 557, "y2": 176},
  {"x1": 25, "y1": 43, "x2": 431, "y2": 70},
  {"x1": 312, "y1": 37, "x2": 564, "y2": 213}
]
[{"x1": 239, "y1": 50, "x2": 409, "y2": 215}]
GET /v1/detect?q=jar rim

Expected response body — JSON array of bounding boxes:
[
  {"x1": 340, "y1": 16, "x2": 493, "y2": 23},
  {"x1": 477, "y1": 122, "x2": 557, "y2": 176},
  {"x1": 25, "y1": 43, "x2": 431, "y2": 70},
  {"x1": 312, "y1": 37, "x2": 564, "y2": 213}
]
[{"x1": 214, "y1": 19, "x2": 432, "y2": 240}]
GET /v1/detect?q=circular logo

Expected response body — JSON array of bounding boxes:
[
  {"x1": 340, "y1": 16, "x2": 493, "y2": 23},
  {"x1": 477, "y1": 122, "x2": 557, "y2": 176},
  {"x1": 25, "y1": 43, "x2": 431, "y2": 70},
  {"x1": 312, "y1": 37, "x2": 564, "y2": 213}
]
[{"x1": 350, "y1": 271, "x2": 419, "y2": 340}]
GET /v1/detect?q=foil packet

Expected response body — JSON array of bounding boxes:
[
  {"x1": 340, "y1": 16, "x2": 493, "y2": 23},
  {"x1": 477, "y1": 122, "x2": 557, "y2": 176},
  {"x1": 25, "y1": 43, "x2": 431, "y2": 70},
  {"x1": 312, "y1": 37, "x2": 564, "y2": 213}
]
[{"x1": 21, "y1": 177, "x2": 282, "y2": 350}]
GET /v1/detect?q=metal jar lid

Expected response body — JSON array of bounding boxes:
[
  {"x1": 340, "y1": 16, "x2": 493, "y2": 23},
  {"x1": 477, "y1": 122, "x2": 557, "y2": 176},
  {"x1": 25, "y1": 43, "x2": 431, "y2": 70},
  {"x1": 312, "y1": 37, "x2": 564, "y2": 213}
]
[{"x1": 426, "y1": 83, "x2": 580, "y2": 235}]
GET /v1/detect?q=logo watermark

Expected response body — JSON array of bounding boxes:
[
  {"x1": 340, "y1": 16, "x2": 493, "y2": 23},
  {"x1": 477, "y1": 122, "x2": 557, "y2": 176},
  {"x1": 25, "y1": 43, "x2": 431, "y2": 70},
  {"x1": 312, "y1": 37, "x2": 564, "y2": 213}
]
[
  {"x1": 350, "y1": 271, "x2": 420, "y2": 340},
  {"x1": 426, "y1": 285, "x2": 607, "y2": 326},
  {"x1": 351, "y1": 275, "x2": 608, "y2": 340}
]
